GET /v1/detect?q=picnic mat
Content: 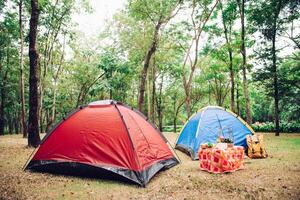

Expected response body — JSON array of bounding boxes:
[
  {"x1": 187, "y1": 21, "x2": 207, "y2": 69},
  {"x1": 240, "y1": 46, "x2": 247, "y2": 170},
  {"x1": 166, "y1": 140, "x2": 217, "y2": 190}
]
[{"x1": 198, "y1": 146, "x2": 245, "y2": 174}]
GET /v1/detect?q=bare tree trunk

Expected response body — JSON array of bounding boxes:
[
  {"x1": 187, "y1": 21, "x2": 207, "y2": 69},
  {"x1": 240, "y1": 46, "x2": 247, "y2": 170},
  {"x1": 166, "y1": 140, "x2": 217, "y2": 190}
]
[
  {"x1": 109, "y1": 66, "x2": 113, "y2": 99},
  {"x1": 151, "y1": 62, "x2": 156, "y2": 123},
  {"x1": 208, "y1": 81, "x2": 211, "y2": 104},
  {"x1": 184, "y1": 89, "x2": 192, "y2": 117},
  {"x1": 156, "y1": 75, "x2": 164, "y2": 131},
  {"x1": 147, "y1": 72, "x2": 151, "y2": 119},
  {"x1": 0, "y1": 69, "x2": 8, "y2": 135},
  {"x1": 173, "y1": 99, "x2": 184, "y2": 133},
  {"x1": 236, "y1": 80, "x2": 240, "y2": 115},
  {"x1": 173, "y1": 98, "x2": 177, "y2": 133},
  {"x1": 14, "y1": 113, "x2": 20, "y2": 134},
  {"x1": 138, "y1": 22, "x2": 161, "y2": 112},
  {"x1": 49, "y1": 35, "x2": 65, "y2": 129},
  {"x1": 19, "y1": 0, "x2": 27, "y2": 137},
  {"x1": 229, "y1": 54, "x2": 235, "y2": 112},
  {"x1": 272, "y1": 13, "x2": 280, "y2": 136},
  {"x1": 0, "y1": 62, "x2": 2, "y2": 135},
  {"x1": 28, "y1": 0, "x2": 41, "y2": 147},
  {"x1": 237, "y1": 0, "x2": 252, "y2": 124},
  {"x1": 220, "y1": 1, "x2": 235, "y2": 112},
  {"x1": 50, "y1": 81, "x2": 59, "y2": 129},
  {"x1": 8, "y1": 117, "x2": 13, "y2": 134},
  {"x1": 39, "y1": 86, "x2": 44, "y2": 132},
  {"x1": 0, "y1": 50, "x2": 9, "y2": 135}
]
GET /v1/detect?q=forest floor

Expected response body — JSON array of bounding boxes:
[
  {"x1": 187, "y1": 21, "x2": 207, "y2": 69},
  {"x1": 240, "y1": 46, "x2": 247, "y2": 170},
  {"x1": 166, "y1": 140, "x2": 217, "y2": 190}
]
[{"x1": 0, "y1": 133, "x2": 299, "y2": 200}]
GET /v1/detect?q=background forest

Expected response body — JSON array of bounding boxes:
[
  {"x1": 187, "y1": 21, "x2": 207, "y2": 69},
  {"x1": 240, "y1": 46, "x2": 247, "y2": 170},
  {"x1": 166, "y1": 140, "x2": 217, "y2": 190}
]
[{"x1": 0, "y1": 0, "x2": 299, "y2": 146}]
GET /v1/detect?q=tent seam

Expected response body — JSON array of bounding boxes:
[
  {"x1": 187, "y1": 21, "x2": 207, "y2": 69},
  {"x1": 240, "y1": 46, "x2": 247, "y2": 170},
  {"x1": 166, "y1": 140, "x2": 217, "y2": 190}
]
[{"x1": 113, "y1": 103, "x2": 143, "y2": 182}]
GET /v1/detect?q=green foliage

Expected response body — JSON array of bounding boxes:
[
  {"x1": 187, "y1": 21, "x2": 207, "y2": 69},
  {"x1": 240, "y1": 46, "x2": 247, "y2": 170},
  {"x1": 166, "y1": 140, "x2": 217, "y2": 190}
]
[
  {"x1": 278, "y1": 55, "x2": 300, "y2": 121},
  {"x1": 0, "y1": 0, "x2": 299, "y2": 135},
  {"x1": 128, "y1": 0, "x2": 180, "y2": 22},
  {"x1": 252, "y1": 121, "x2": 300, "y2": 133}
]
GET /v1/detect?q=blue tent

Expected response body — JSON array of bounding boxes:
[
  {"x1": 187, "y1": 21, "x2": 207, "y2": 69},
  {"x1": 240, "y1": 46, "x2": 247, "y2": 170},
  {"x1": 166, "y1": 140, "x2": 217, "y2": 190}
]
[{"x1": 175, "y1": 106, "x2": 254, "y2": 160}]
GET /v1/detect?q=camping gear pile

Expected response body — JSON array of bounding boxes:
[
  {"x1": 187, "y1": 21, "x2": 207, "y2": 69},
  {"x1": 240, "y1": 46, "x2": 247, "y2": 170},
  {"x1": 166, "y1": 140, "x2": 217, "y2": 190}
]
[
  {"x1": 198, "y1": 145, "x2": 245, "y2": 174},
  {"x1": 198, "y1": 133, "x2": 245, "y2": 174},
  {"x1": 175, "y1": 105, "x2": 267, "y2": 174},
  {"x1": 247, "y1": 134, "x2": 268, "y2": 158}
]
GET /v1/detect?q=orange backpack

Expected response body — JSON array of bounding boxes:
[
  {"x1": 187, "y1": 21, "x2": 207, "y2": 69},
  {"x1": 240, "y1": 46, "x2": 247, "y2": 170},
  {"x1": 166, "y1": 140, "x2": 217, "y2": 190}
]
[{"x1": 246, "y1": 134, "x2": 268, "y2": 158}]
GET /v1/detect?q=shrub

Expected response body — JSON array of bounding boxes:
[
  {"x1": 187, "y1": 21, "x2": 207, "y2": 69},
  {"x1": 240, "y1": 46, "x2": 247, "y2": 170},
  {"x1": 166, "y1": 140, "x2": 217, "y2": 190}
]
[
  {"x1": 162, "y1": 125, "x2": 183, "y2": 132},
  {"x1": 252, "y1": 121, "x2": 300, "y2": 133}
]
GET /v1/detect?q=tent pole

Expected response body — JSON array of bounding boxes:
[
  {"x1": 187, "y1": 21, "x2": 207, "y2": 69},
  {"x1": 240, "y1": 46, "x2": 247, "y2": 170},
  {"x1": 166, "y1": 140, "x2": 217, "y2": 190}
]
[
  {"x1": 22, "y1": 146, "x2": 39, "y2": 170},
  {"x1": 167, "y1": 140, "x2": 182, "y2": 163},
  {"x1": 216, "y1": 114, "x2": 224, "y2": 137}
]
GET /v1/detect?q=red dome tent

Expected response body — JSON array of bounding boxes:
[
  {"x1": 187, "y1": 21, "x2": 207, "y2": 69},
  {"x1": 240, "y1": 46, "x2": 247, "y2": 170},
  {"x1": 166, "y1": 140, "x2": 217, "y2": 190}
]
[{"x1": 25, "y1": 100, "x2": 179, "y2": 186}]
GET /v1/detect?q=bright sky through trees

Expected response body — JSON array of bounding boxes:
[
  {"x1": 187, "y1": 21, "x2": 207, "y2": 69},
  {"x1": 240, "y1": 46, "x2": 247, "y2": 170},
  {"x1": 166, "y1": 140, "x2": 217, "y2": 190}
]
[{"x1": 72, "y1": 0, "x2": 126, "y2": 37}]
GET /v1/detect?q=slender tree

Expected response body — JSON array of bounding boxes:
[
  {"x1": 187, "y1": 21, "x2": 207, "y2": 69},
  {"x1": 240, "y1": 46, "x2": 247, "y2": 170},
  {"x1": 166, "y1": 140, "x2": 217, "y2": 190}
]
[
  {"x1": 131, "y1": 0, "x2": 182, "y2": 112},
  {"x1": 220, "y1": 0, "x2": 237, "y2": 112},
  {"x1": 47, "y1": 35, "x2": 66, "y2": 130},
  {"x1": 39, "y1": 0, "x2": 74, "y2": 133},
  {"x1": 0, "y1": 67, "x2": 8, "y2": 135},
  {"x1": 28, "y1": 0, "x2": 41, "y2": 147},
  {"x1": 271, "y1": 0, "x2": 282, "y2": 136},
  {"x1": 236, "y1": 77, "x2": 240, "y2": 115},
  {"x1": 236, "y1": 0, "x2": 252, "y2": 124},
  {"x1": 151, "y1": 59, "x2": 156, "y2": 123},
  {"x1": 181, "y1": 0, "x2": 220, "y2": 117},
  {"x1": 19, "y1": 0, "x2": 27, "y2": 137}
]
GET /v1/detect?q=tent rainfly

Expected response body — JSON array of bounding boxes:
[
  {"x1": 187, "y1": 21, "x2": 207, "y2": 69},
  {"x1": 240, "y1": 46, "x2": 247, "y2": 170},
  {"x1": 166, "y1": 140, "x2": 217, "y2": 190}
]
[
  {"x1": 25, "y1": 100, "x2": 179, "y2": 186},
  {"x1": 175, "y1": 106, "x2": 254, "y2": 160}
]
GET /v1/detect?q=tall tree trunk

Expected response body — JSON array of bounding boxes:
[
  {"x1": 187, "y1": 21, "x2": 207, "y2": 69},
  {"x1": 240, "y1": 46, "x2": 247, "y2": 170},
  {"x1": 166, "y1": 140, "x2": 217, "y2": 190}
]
[
  {"x1": 173, "y1": 99, "x2": 184, "y2": 133},
  {"x1": 273, "y1": 58, "x2": 280, "y2": 135},
  {"x1": 0, "y1": 71, "x2": 7, "y2": 135},
  {"x1": 109, "y1": 66, "x2": 113, "y2": 99},
  {"x1": 39, "y1": 86, "x2": 44, "y2": 133},
  {"x1": 272, "y1": 9, "x2": 280, "y2": 136},
  {"x1": 147, "y1": 72, "x2": 151, "y2": 119},
  {"x1": 138, "y1": 22, "x2": 161, "y2": 112},
  {"x1": 49, "y1": 39, "x2": 64, "y2": 130},
  {"x1": 237, "y1": 0, "x2": 252, "y2": 124},
  {"x1": 156, "y1": 76, "x2": 164, "y2": 131},
  {"x1": 0, "y1": 98, "x2": 4, "y2": 135},
  {"x1": 229, "y1": 53, "x2": 235, "y2": 112},
  {"x1": 14, "y1": 113, "x2": 20, "y2": 134},
  {"x1": 8, "y1": 118, "x2": 13, "y2": 134},
  {"x1": 28, "y1": 0, "x2": 41, "y2": 147},
  {"x1": 236, "y1": 80, "x2": 240, "y2": 115},
  {"x1": 221, "y1": 1, "x2": 235, "y2": 112},
  {"x1": 19, "y1": 0, "x2": 27, "y2": 137},
  {"x1": 184, "y1": 89, "x2": 192, "y2": 117},
  {"x1": 151, "y1": 62, "x2": 156, "y2": 123},
  {"x1": 173, "y1": 98, "x2": 177, "y2": 133},
  {"x1": 208, "y1": 81, "x2": 211, "y2": 104},
  {"x1": 0, "y1": 51, "x2": 9, "y2": 135}
]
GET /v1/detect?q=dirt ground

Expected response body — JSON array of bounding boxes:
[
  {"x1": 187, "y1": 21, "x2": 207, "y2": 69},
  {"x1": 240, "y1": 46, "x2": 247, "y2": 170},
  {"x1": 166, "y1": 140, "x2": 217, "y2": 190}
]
[{"x1": 0, "y1": 133, "x2": 299, "y2": 200}]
